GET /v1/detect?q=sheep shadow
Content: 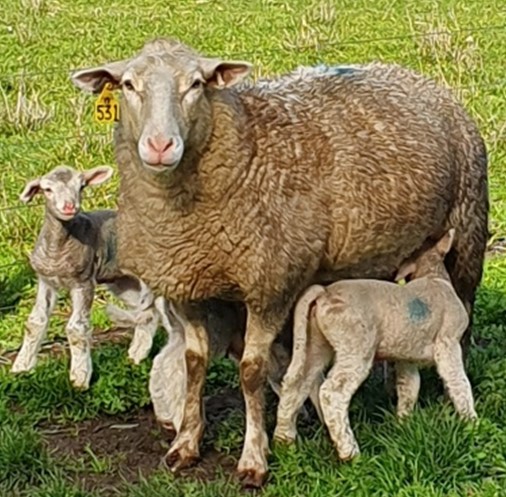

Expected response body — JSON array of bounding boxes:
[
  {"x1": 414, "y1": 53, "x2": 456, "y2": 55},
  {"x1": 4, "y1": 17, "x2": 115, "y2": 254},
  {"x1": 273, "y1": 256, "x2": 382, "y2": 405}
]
[{"x1": 0, "y1": 262, "x2": 34, "y2": 317}]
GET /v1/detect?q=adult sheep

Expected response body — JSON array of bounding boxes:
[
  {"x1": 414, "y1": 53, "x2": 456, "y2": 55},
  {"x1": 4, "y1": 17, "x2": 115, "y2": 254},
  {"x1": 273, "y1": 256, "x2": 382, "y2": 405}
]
[{"x1": 71, "y1": 38, "x2": 488, "y2": 487}]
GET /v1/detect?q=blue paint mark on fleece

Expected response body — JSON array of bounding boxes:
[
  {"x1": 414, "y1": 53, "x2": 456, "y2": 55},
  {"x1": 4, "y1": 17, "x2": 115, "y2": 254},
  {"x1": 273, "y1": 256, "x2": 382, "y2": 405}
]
[
  {"x1": 407, "y1": 298, "x2": 431, "y2": 323},
  {"x1": 314, "y1": 64, "x2": 358, "y2": 76}
]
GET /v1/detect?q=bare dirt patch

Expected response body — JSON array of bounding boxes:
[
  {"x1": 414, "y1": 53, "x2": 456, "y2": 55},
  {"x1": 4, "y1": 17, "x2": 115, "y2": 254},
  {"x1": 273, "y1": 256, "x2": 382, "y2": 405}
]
[{"x1": 40, "y1": 388, "x2": 243, "y2": 495}]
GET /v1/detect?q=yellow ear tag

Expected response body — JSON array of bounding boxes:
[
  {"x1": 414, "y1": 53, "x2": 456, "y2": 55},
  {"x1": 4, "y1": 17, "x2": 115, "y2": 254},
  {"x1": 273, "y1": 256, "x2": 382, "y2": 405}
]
[{"x1": 94, "y1": 83, "x2": 120, "y2": 124}]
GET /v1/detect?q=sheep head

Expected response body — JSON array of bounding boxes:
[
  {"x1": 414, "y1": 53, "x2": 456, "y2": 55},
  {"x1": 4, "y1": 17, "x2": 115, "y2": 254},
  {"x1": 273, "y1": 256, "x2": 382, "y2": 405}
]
[
  {"x1": 70, "y1": 38, "x2": 252, "y2": 174},
  {"x1": 395, "y1": 229, "x2": 456, "y2": 282},
  {"x1": 20, "y1": 165, "x2": 113, "y2": 221}
]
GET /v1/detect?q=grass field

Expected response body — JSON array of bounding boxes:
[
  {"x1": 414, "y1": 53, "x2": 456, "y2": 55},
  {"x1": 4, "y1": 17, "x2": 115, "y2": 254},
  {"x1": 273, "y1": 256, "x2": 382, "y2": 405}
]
[{"x1": 1, "y1": 0, "x2": 506, "y2": 495}]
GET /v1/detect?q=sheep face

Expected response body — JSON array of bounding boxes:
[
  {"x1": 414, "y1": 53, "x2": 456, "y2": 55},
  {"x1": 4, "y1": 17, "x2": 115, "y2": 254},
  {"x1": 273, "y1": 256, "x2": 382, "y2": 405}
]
[
  {"x1": 71, "y1": 38, "x2": 252, "y2": 174},
  {"x1": 395, "y1": 229, "x2": 455, "y2": 282},
  {"x1": 20, "y1": 166, "x2": 113, "y2": 221}
]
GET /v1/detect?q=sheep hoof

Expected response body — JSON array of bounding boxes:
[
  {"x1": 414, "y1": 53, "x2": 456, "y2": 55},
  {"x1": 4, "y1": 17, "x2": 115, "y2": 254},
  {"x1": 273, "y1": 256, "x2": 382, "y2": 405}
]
[
  {"x1": 159, "y1": 420, "x2": 178, "y2": 441},
  {"x1": 70, "y1": 372, "x2": 91, "y2": 391},
  {"x1": 11, "y1": 361, "x2": 34, "y2": 374},
  {"x1": 127, "y1": 349, "x2": 146, "y2": 365},
  {"x1": 272, "y1": 430, "x2": 296, "y2": 446},
  {"x1": 338, "y1": 445, "x2": 360, "y2": 462},
  {"x1": 163, "y1": 443, "x2": 199, "y2": 472},
  {"x1": 460, "y1": 410, "x2": 478, "y2": 421},
  {"x1": 71, "y1": 381, "x2": 90, "y2": 391},
  {"x1": 236, "y1": 467, "x2": 267, "y2": 488}
]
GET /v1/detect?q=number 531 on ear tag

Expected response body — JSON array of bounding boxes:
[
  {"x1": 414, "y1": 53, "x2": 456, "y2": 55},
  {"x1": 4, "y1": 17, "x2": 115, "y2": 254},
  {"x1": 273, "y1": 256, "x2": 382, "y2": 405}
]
[{"x1": 94, "y1": 83, "x2": 120, "y2": 124}]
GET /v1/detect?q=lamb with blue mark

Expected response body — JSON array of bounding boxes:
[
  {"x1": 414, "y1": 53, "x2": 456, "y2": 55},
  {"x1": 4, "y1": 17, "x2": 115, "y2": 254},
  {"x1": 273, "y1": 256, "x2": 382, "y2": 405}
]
[{"x1": 274, "y1": 229, "x2": 476, "y2": 461}]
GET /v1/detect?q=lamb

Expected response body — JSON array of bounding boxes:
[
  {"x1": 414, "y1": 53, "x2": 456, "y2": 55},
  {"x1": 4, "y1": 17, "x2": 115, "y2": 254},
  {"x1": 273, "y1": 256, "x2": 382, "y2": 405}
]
[
  {"x1": 70, "y1": 38, "x2": 488, "y2": 487},
  {"x1": 274, "y1": 229, "x2": 477, "y2": 460},
  {"x1": 149, "y1": 298, "x2": 318, "y2": 439},
  {"x1": 14, "y1": 165, "x2": 160, "y2": 389}
]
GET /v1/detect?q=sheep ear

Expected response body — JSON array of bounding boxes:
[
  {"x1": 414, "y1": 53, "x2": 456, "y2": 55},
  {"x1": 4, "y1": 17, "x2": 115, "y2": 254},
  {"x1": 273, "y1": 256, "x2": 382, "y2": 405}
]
[
  {"x1": 200, "y1": 58, "x2": 253, "y2": 89},
  {"x1": 82, "y1": 166, "x2": 114, "y2": 187},
  {"x1": 20, "y1": 179, "x2": 41, "y2": 203},
  {"x1": 395, "y1": 261, "x2": 417, "y2": 282},
  {"x1": 435, "y1": 229, "x2": 455, "y2": 256},
  {"x1": 71, "y1": 60, "x2": 128, "y2": 94}
]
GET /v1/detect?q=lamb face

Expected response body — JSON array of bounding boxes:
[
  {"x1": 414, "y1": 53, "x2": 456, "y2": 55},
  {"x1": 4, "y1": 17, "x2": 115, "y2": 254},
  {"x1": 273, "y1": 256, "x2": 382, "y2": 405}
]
[{"x1": 20, "y1": 165, "x2": 113, "y2": 221}]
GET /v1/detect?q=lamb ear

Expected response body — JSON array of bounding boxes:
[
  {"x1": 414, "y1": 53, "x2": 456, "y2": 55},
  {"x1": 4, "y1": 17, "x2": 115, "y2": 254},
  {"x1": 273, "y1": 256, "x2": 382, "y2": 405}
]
[
  {"x1": 71, "y1": 60, "x2": 129, "y2": 94},
  {"x1": 82, "y1": 166, "x2": 114, "y2": 187},
  {"x1": 199, "y1": 58, "x2": 253, "y2": 89},
  {"x1": 20, "y1": 178, "x2": 41, "y2": 203},
  {"x1": 436, "y1": 228, "x2": 456, "y2": 256},
  {"x1": 395, "y1": 261, "x2": 417, "y2": 282}
]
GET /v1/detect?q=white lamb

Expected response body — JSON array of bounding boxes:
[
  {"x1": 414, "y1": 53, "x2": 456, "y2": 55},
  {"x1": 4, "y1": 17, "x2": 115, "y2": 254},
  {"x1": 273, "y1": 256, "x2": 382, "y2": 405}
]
[
  {"x1": 14, "y1": 165, "x2": 160, "y2": 389},
  {"x1": 274, "y1": 229, "x2": 477, "y2": 460}
]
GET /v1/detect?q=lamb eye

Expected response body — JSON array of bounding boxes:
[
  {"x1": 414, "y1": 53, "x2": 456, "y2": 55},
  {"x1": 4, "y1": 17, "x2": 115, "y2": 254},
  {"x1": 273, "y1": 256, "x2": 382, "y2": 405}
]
[
  {"x1": 190, "y1": 79, "x2": 203, "y2": 90},
  {"x1": 43, "y1": 187, "x2": 52, "y2": 193},
  {"x1": 123, "y1": 80, "x2": 135, "y2": 91}
]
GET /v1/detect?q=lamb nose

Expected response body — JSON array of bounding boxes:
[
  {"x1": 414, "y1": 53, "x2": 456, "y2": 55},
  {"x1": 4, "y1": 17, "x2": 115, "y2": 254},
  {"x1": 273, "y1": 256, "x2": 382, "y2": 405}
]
[
  {"x1": 147, "y1": 136, "x2": 174, "y2": 153},
  {"x1": 63, "y1": 202, "x2": 75, "y2": 212}
]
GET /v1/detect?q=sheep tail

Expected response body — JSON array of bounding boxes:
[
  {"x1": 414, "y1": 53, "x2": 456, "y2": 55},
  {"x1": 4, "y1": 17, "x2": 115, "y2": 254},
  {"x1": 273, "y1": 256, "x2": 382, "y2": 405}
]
[{"x1": 285, "y1": 285, "x2": 326, "y2": 384}]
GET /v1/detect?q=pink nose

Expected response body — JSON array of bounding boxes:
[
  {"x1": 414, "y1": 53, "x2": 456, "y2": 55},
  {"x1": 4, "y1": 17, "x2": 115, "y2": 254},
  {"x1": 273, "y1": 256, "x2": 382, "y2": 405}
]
[
  {"x1": 63, "y1": 202, "x2": 76, "y2": 214},
  {"x1": 146, "y1": 136, "x2": 174, "y2": 155}
]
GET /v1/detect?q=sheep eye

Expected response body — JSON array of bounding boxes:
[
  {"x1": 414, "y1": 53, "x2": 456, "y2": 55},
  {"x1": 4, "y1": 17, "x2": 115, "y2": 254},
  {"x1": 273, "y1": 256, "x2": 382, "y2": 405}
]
[
  {"x1": 190, "y1": 79, "x2": 203, "y2": 90},
  {"x1": 43, "y1": 187, "x2": 52, "y2": 193},
  {"x1": 122, "y1": 80, "x2": 135, "y2": 92}
]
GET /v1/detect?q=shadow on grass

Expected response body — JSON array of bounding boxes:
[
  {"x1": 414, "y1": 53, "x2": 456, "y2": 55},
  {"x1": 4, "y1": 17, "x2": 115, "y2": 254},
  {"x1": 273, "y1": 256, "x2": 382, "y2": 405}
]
[{"x1": 0, "y1": 262, "x2": 34, "y2": 316}]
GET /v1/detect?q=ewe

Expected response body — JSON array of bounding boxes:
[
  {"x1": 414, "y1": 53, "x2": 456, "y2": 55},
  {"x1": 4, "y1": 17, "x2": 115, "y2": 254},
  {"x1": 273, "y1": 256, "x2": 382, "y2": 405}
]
[{"x1": 72, "y1": 38, "x2": 488, "y2": 486}]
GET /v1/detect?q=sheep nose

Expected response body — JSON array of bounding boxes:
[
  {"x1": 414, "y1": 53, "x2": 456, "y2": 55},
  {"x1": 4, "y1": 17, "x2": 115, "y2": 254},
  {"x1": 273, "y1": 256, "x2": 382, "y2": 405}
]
[
  {"x1": 63, "y1": 201, "x2": 76, "y2": 214},
  {"x1": 147, "y1": 136, "x2": 174, "y2": 154}
]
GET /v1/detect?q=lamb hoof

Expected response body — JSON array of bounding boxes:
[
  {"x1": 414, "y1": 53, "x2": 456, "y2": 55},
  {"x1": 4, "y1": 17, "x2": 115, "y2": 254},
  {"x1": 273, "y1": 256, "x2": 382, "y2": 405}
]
[
  {"x1": 127, "y1": 353, "x2": 143, "y2": 366},
  {"x1": 163, "y1": 443, "x2": 199, "y2": 472},
  {"x1": 461, "y1": 410, "x2": 478, "y2": 421},
  {"x1": 396, "y1": 409, "x2": 413, "y2": 420},
  {"x1": 71, "y1": 381, "x2": 90, "y2": 391},
  {"x1": 70, "y1": 372, "x2": 91, "y2": 391},
  {"x1": 272, "y1": 430, "x2": 296, "y2": 446},
  {"x1": 127, "y1": 345, "x2": 150, "y2": 365},
  {"x1": 237, "y1": 467, "x2": 267, "y2": 488},
  {"x1": 338, "y1": 445, "x2": 360, "y2": 462},
  {"x1": 159, "y1": 420, "x2": 178, "y2": 441},
  {"x1": 11, "y1": 360, "x2": 34, "y2": 374}
]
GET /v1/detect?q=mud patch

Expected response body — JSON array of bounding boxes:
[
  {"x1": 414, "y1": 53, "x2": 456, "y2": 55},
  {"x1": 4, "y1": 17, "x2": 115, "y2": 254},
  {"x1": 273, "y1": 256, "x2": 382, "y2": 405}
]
[{"x1": 40, "y1": 388, "x2": 243, "y2": 495}]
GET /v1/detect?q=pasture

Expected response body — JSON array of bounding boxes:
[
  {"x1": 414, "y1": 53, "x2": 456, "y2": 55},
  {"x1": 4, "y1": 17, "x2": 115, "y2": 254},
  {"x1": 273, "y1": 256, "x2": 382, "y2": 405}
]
[{"x1": 1, "y1": 0, "x2": 506, "y2": 495}]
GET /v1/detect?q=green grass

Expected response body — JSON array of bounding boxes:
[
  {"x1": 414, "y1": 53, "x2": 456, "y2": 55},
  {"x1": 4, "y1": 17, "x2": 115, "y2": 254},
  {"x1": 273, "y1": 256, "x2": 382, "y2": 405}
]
[{"x1": 1, "y1": 0, "x2": 506, "y2": 495}]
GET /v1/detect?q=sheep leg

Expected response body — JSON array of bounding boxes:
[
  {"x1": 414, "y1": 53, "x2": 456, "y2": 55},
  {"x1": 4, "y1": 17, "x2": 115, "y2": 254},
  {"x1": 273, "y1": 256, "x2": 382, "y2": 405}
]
[
  {"x1": 309, "y1": 374, "x2": 325, "y2": 422},
  {"x1": 149, "y1": 297, "x2": 187, "y2": 439},
  {"x1": 274, "y1": 331, "x2": 330, "y2": 444},
  {"x1": 128, "y1": 279, "x2": 159, "y2": 364},
  {"x1": 107, "y1": 277, "x2": 159, "y2": 364},
  {"x1": 434, "y1": 340, "x2": 477, "y2": 420},
  {"x1": 236, "y1": 310, "x2": 283, "y2": 488},
  {"x1": 12, "y1": 278, "x2": 57, "y2": 373},
  {"x1": 66, "y1": 283, "x2": 94, "y2": 390},
  {"x1": 445, "y1": 208, "x2": 487, "y2": 359},
  {"x1": 274, "y1": 364, "x2": 326, "y2": 444},
  {"x1": 319, "y1": 357, "x2": 372, "y2": 461},
  {"x1": 127, "y1": 308, "x2": 159, "y2": 365},
  {"x1": 164, "y1": 303, "x2": 208, "y2": 472},
  {"x1": 395, "y1": 361, "x2": 421, "y2": 418}
]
